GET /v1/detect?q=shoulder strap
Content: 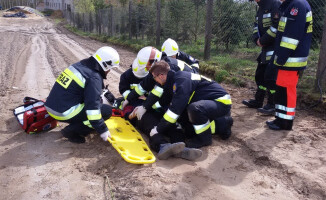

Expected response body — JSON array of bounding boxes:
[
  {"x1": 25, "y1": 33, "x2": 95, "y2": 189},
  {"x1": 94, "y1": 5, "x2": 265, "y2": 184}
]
[{"x1": 23, "y1": 96, "x2": 41, "y2": 104}]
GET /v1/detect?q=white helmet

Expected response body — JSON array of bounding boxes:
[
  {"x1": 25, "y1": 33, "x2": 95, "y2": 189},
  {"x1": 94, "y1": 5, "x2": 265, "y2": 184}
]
[
  {"x1": 93, "y1": 46, "x2": 120, "y2": 71},
  {"x1": 136, "y1": 46, "x2": 162, "y2": 71},
  {"x1": 161, "y1": 38, "x2": 179, "y2": 56},
  {"x1": 132, "y1": 58, "x2": 148, "y2": 78}
]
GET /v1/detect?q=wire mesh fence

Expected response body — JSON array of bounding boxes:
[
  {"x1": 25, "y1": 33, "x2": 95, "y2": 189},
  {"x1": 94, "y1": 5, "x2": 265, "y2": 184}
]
[
  {"x1": 0, "y1": 0, "x2": 38, "y2": 9},
  {"x1": 63, "y1": 0, "x2": 326, "y2": 96},
  {"x1": 63, "y1": 0, "x2": 325, "y2": 51}
]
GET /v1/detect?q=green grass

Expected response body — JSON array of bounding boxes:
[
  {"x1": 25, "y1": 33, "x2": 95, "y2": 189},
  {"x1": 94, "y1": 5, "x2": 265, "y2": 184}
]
[
  {"x1": 63, "y1": 24, "x2": 325, "y2": 111},
  {"x1": 106, "y1": 37, "x2": 152, "y2": 52}
]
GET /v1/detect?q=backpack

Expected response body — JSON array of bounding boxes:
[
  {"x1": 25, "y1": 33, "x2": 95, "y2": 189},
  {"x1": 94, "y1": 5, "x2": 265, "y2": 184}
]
[{"x1": 13, "y1": 97, "x2": 58, "y2": 134}]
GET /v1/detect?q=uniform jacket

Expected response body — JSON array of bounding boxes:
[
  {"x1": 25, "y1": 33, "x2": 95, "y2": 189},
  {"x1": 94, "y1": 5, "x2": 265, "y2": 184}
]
[
  {"x1": 176, "y1": 51, "x2": 200, "y2": 72},
  {"x1": 119, "y1": 67, "x2": 143, "y2": 100},
  {"x1": 273, "y1": 0, "x2": 312, "y2": 71},
  {"x1": 157, "y1": 71, "x2": 230, "y2": 133},
  {"x1": 126, "y1": 54, "x2": 197, "y2": 110},
  {"x1": 253, "y1": 0, "x2": 281, "y2": 64},
  {"x1": 45, "y1": 57, "x2": 108, "y2": 134}
]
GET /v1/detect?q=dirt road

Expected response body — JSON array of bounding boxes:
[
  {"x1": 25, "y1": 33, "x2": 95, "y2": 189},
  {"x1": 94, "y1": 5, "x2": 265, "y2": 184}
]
[{"x1": 0, "y1": 14, "x2": 325, "y2": 200}]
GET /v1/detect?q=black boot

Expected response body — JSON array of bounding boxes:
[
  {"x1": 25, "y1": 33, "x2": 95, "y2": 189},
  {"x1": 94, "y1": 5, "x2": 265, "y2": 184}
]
[
  {"x1": 186, "y1": 130, "x2": 212, "y2": 148},
  {"x1": 61, "y1": 124, "x2": 88, "y2": 144},
  {"x1": 258, "y1": 103, "x2": 275, "y2": 115},
  {"x1": 219, "y1": 116, "x2": 233, "y2": 140},
  {"x1": 242, "y1": 88, "x2": 265, "y2": 108},
  {"x1": 214, "y1": 116, "x2": 233, "y2": 140},
  {"x1": 258, "y1": 91, "x2": 275, "y2": 115},
  {"x1": 266, "y1": 118, "x2": 293, "y2": 131},
  {"x1": 174, "y1": 147, "x2": 203, "y2": 161},
  {"x1": 157, "y1": 142, "x2": 185, "y2": 160},
  {"x1": 61, "y1": 126, "x2": 85, "y2": 144},
  {"x1": 149, "y1": 133, "x2": 169, "y2": 153}
]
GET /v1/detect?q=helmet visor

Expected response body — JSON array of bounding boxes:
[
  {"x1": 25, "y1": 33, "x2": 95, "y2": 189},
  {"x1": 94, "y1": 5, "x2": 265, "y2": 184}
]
[
  {"x1": 146, "y1": 47, "x2": 158, "y2": 71},
  {"x1": 102, "y1": 60, "x2": 119, "y2": 70}
]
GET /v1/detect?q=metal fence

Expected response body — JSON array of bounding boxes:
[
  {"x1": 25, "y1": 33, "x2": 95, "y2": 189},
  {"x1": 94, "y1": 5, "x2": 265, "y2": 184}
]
[
  {"x1": 64, "y1": 0, "x2": 325, "y2": 51},
  {"x1": 0, "y1": 0, "x2": 38, "y2": 9}
]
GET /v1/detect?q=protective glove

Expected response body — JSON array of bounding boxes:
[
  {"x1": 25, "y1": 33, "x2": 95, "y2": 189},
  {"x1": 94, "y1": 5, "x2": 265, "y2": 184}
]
[
  {"x1": 135, "y1": 106, "x2": 147, "y2": 120},
  {"x1": 150, "y1": 126, "x2": 158, "y2": 137},
  {"x1": 101, "y1": 89, "x2": 109, "y2": 105},
  {"x1": 112, "y1": 97, "x2": 124, "y2": 109},
  {"x1": 122, "y1": 99, "x2": 129, "y2": 110},
  {"x1": 100, "y1": 130, "x2": 111, "y2": 141},
  {"x1": 128, "y1": 107, "x2": 137, "y2": 119},
  {"x1": 101, "y1": 88, "x2": 116, "y2": 105}
]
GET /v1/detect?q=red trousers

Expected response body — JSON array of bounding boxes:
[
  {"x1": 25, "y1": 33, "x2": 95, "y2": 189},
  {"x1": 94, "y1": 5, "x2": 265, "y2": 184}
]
[{"x1": 274, "y1": 70, "x2": 299, "y2": 122}]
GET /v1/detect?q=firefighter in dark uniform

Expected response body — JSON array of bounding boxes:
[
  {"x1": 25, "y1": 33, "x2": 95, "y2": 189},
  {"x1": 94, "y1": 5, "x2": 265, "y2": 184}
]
[
  {"x1": 117, "y1": 57, "x2": 148, "y2": 113},
  {"x1": 267, "y1": 0, "x2": 312, "y2": 130},
  {"x1": 243, "y1": 0, "x2": 281, "y2": 115},
  {"x1": 146, "y1": 61, "x2": 233, "y2": 148},
  {"x1": 119, "y1": 54, "x2": 202, "y2": 161},
  {"x1": 122, "y1": 46, "x2": 197, "y2": 118},
  {"x1": 161, "y1": 38, "x2": 200, "y2": 73},
  {"x1": 45, "y1": 46, "x2": 120, "y2": 143}
]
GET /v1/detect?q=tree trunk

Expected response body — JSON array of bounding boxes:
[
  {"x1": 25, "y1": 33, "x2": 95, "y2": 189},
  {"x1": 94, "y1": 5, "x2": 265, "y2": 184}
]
[
  {"x1": 156, "y1": 0, "x2": 161, "y2": 46},
  {"x1": 110, "y1": 6, "x2": 113, "y2": 36},
  {"x1": 315, "y1": 14, "x2": 326, "y2": 92},
  {"x1": 195, "y1": 4, "x2": 199, "y2": 42},
  {"x1": 204, "y1": 0, "x2": 213, "y2": 60},
  {"x1": 129, "y1": 0, "x2": 132, "y2": 39},
  {"x1": 136, "y1": 7, "x2": 139, "y2": 39}
]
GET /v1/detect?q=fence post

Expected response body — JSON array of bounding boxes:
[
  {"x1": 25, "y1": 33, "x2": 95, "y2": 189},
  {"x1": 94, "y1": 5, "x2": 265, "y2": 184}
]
[
  {"x1": 156, "y1": 0, "x2": 161, "y2": 46},
  {"x1": 204, "y1": 0, "x2": 213, "y2": 60},
  {"x1": 129, "y1": 0, "x2": 132, "y2": 39},
  {"x1": 110, "y1": 6, "x2": 113, "y2": 36},
  {"x1": 315, "y1": 14, "x2": 326, "y2": 92}
]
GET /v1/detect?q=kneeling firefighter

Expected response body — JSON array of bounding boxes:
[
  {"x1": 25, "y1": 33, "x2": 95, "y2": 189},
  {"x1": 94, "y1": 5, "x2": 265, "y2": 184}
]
[{"x1": 45, "y1": 46, "x2": 120, "y2": 143}]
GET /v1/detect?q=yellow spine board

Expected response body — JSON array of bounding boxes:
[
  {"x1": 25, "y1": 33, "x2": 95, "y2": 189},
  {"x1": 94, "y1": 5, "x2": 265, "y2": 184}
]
[{"x1": 105, "y1": 117, "x2": 156, "y2": 164}]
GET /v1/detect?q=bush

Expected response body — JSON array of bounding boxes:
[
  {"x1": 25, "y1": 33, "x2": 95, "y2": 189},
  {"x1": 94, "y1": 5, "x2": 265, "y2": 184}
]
[{"x1": 215, "y1": 70, "x2": 229, "y2": 83}]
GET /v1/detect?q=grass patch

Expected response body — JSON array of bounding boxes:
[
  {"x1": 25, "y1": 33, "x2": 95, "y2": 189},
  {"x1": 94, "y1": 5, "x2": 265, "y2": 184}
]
[
  {"x1": 200, "y1": 54, "x2": 256, "y2": 86},
  {"x1": 65, "y1": 24, "x2": 92, "y2": 37},
  {"x1": 62, "y1": 22, "x2": 325, "y2": 112}
]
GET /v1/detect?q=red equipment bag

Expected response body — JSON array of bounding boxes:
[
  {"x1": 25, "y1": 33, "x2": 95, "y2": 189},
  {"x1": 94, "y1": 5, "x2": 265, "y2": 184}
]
[{"x1": 13, "y1": 97, "x2": 58, "y2": 134}]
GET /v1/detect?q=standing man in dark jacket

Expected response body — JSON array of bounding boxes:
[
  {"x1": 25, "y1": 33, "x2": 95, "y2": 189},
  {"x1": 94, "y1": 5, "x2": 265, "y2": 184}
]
[
  {"x1": 45, "y1": 46, "x2": 120, "y2": 143},
  {"x1": 267, "y1": 0, "x2": 312, "y2": 130},
  {"x1": 243, "y1": 0, "x2": 281, "y2": 115},
  {"x1": 147, "y1": 61, "x2": 233, "y2": 148}
]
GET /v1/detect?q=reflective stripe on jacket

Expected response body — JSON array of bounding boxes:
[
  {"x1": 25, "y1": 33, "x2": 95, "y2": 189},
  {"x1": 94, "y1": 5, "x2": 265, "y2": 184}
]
[
  {"x1": 45, "y1": 57, "x2": 108, "y2": 134},
  {"x1": 157, "y1": 71, "x2": 231, "y2": 133},
  {"x1": 273, "y1": 0, "x2": 312, "y2": 71},
  {"x1": 126, "y1": 55, "x2": 198, "y2": 106},
  {"x1": 253, "y1": 0, "x2": 281, "y2": 64},
  {"x1": 119, "y1": 68, "x2": 143, "y2": 100}
]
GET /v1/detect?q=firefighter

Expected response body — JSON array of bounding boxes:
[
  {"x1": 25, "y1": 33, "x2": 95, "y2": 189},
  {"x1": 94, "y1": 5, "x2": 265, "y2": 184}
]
[
  {"x1": 122, "y1": 46, "x2": 197, "y2": 118},
  {"x1": 242, "y1": 0, "x2": 281, "y2": 115},
  {"x1": 267, "y1": 0, "x2": 313, "y2": 130},
  {"x1": 142, "y1": 60, "x2": 233, "y2": 148},
  {"x1": 45, "y1": 46, "x2": 120, "y2": 143},
  {"x1": 117, "y1": 56, "x2": 149, "y2": 114},
  {"x1": 161, "y1": 38, "x2": 200, "y2": 73},
  {"x1": 120, "y1": 56, "x2": 202, "y2": 161}
]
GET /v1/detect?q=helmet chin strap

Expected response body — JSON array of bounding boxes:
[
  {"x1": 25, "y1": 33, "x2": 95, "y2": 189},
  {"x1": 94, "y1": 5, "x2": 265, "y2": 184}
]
[{"x1": 102, "y1": 60, "x2": 112, "y2": 69}]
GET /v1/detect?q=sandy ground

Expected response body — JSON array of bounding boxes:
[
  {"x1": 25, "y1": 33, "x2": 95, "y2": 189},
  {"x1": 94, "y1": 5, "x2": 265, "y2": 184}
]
[{"x1": 0, "y1": 14, "x2": 326, "y2": 200}]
